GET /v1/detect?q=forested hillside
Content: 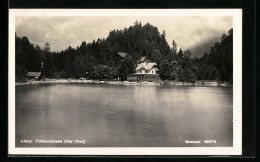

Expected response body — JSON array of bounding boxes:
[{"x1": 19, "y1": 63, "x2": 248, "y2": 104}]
[
  {"x1": 189, "y1": 36, "x2": 221, "y2": 58},
  {"x1": 194, "y1": 29, "x2": 233, "y2": 82},
  {"x1": 15, "y1": 21, "x2": 233, "y2": 83}
]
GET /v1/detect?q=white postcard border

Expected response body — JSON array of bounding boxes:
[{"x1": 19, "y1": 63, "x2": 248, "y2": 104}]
[{"x1": 8, "y1": 9, "x2": 242, "y2": 155}]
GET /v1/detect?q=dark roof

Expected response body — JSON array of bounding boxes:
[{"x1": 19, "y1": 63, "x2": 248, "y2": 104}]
[
  {"x1": 27, "y1": 72, "x2": 41, "y2": 77},
  {"x1": 117, "y1": 52, "x2": 127, "y2": 57}
]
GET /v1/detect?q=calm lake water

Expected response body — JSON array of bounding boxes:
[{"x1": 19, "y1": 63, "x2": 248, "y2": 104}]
[{"x1": 16, "y1": 84, "x2": 233, "y2": 147}]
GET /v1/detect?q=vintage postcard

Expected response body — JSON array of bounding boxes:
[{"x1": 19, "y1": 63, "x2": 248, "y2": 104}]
[{"x1": 8, "y1": 9, "x2": 242, "y2": 155}]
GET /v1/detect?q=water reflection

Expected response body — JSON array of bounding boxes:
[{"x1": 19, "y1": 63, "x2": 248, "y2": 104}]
[{"x1": 16, "y1": 84, "x2": 233, "y2": 147}]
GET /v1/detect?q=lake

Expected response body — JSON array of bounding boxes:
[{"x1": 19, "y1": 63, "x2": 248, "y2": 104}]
[{"x1": 15, "y1": 84, "x2": 233, "y2": 147}]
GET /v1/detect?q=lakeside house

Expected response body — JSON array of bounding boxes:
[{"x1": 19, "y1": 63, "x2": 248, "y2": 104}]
[
  {"x1": 26, "y1": 72, "x2": 41, "y2": 79},
  {"x1": 127, "y1": 57, "x2": 160, "y2": 82}
]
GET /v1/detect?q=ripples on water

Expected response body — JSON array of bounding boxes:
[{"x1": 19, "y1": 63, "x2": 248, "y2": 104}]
[{"x1": 15, "y1": 84, "x2": 233, "y2": 147}]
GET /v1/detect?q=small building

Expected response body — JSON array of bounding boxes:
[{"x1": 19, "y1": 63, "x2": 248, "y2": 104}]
[
  {"x1": 26, "y1": 72, "x2": 41, "y2": 79},
  {"x1": 117, "y1": 52, "x2": 127, "y2": 58},
  {"x1": 136, "y1": 62, "x2": 158, "y2": 74},
  {"x1": 127, "y1": 59, "x2": 160, "y2": 82},
  {"x1": 113, "y1": 52, "x2": 129, "y2": 65}
]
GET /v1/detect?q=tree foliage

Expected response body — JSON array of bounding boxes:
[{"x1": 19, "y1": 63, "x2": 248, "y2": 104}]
[
  {"x1": 194, "y1": 28, "x2": 233, "y2": 83},
  {"x1": 15, "y1": 23, "x2": 233, "y2": 83}
]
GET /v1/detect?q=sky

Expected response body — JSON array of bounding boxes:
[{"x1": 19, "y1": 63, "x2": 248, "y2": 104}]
[{"x1": 15, "y1": 16, "x2": 232, "y2": 52}]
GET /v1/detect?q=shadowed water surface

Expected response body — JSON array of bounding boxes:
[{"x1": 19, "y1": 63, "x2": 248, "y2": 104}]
[{"x1": 16, "y1": 84, "x2": 232, "y2": 147}]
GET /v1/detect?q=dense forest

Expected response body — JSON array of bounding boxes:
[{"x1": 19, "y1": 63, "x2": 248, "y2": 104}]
[
  {"x1": 194, "y1": 29, "x2": 233, "y2": 82},
  {"x1": 15, "y1": 21, "x2": 233, "y2": 83}
]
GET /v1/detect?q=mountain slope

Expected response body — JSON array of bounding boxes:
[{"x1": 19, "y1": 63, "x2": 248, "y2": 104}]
[{"x1": 189, "y1": 36, "x2": 221, "y2": 58}]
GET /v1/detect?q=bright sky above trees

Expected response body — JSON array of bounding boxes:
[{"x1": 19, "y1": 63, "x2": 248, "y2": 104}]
[{"x1": 15, "y1": 16, "x2": 232, "y2": 52}]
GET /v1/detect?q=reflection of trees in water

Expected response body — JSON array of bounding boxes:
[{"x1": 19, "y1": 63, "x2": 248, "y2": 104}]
[{"x1": 15, "y1": 85, "x2": 233, "y2": 147}]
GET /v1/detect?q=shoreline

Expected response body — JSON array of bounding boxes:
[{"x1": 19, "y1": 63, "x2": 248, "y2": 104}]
[{"x1": 15, "y1": 79, "x2": 232, "y2": 87}]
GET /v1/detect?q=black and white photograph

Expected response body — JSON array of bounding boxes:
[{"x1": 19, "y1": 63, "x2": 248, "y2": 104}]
[{"x1": 8, "y1": 9, "x2": 242, "y2": 155}]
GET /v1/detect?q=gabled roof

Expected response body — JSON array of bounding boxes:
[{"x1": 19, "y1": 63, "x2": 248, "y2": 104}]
[
  {"x1": 117, "y1": 52, "x2": 127, "y2": 57},
  {"x1": 27, "y1": 72, "x2": 41, "y2": 77},
  {"x1": 136, "y1": 62, "x2": 157, "y2": 71}
]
